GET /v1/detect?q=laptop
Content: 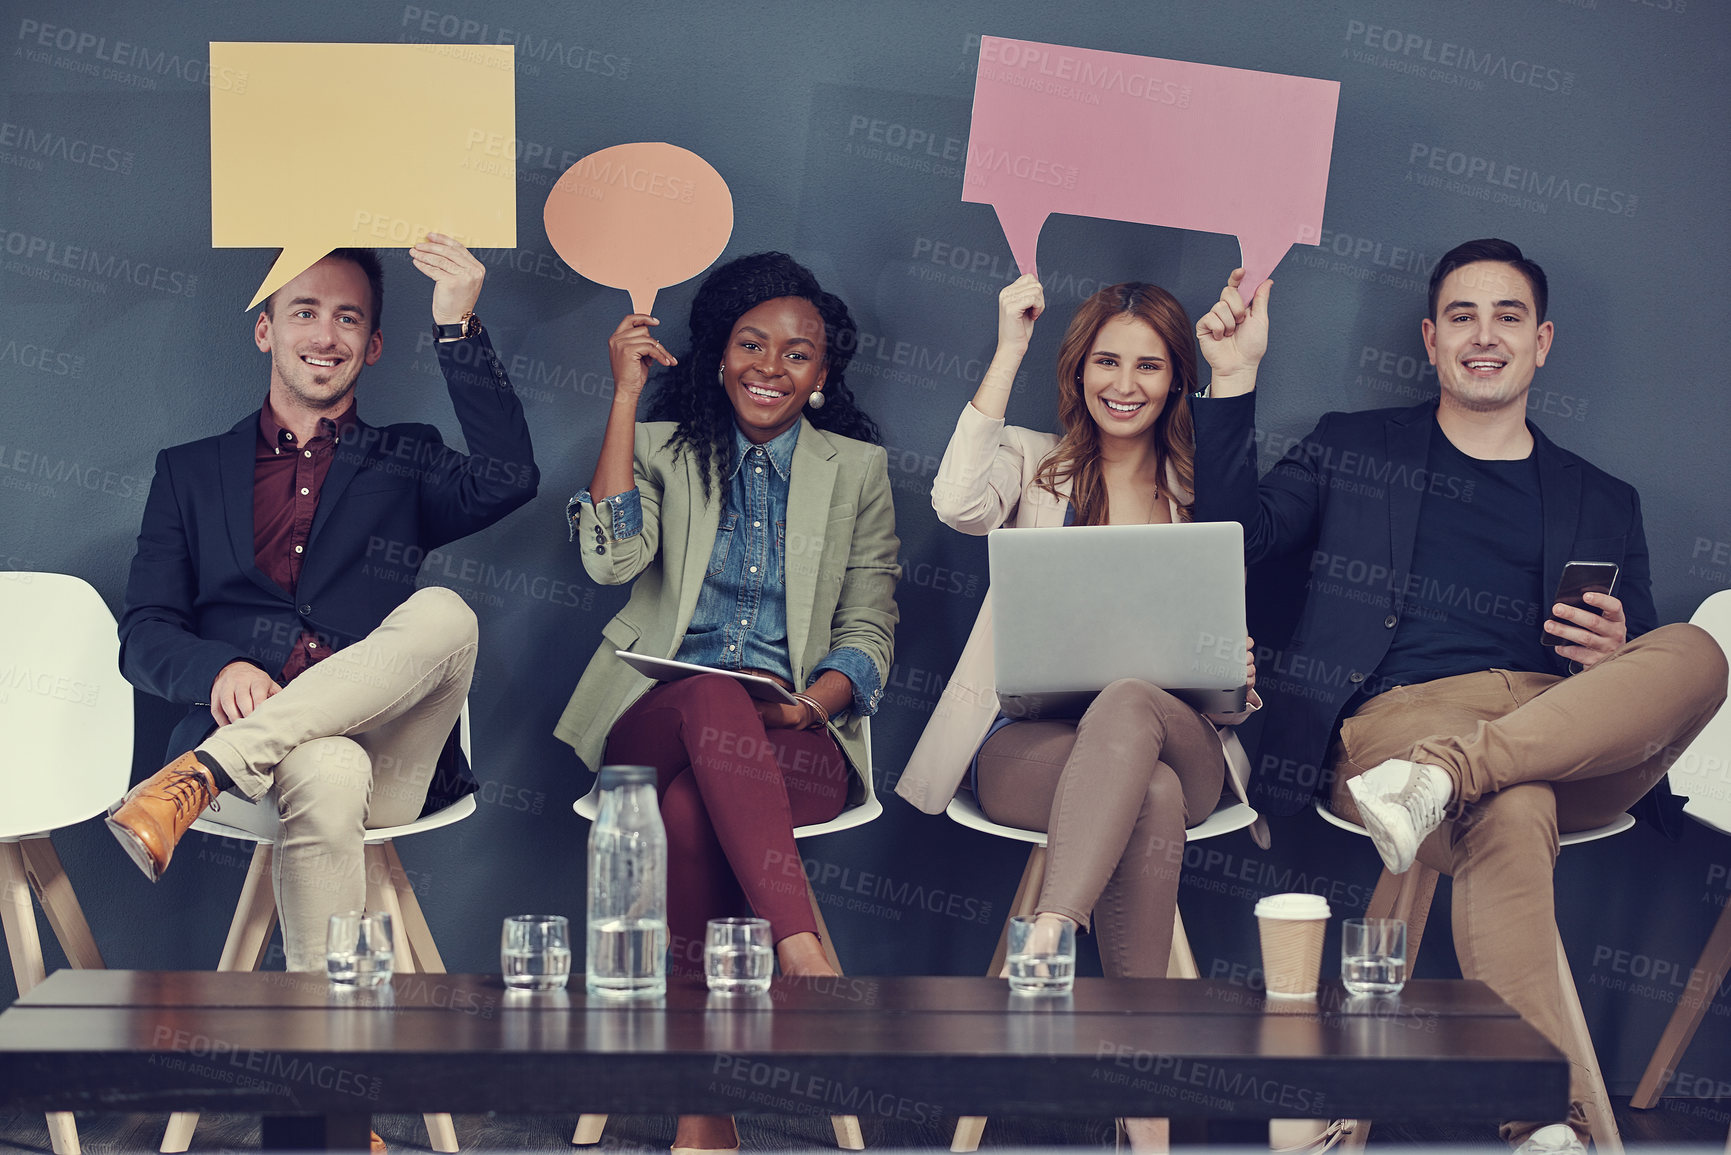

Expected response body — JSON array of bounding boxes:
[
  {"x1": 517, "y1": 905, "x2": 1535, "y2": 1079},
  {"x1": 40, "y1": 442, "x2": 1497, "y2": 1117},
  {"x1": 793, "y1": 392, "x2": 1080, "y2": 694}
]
[{"x1": 987, "y1": 521, "x2": 1249, "y2": 718}]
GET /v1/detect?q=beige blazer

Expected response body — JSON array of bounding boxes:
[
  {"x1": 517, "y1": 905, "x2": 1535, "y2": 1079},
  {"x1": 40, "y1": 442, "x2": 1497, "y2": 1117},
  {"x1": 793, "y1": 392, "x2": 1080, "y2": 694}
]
[
  {"x1": 895, "y1": 404, "x2": 1267, "y2": 847},
  {"x1": 554, "y1": 418, "x2": 900, "y2": 789}
]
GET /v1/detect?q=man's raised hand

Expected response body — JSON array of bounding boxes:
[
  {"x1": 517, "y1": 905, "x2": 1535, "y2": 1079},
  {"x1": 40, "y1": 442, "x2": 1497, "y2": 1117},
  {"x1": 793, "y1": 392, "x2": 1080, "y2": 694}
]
[
  {"x1": 411, "y1": 233, "x2": 486, "y2": 326},
  {"x1": 1196, "y1": 268, "x2": 1271, "y2": 397}
]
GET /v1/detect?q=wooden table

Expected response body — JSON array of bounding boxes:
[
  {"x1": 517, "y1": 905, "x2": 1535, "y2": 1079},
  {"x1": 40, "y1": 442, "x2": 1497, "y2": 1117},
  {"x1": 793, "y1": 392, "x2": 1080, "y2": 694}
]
[{"x1": 0, "y1": 971, "x2": 1567, "y2": 1150}]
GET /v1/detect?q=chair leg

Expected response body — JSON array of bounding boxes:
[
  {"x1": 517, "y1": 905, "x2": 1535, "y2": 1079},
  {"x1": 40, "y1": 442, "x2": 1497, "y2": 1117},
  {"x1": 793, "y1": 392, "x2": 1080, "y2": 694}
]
[
  {"x1": 1, "y1": 842, "x2": 47, "y2": 990},
  {"x1": 2, "y1": 842, "x2": 80, "y2": 1154},
  {"x1": 19, "y1": 836, "x2": 105, "y2": 969},
  {"x1": 801, "y1": 877, "x2": 865, "y2": 1150},
  {"x1": 365, "y1": 843, "x2": 459, "y2": 1153},
  {"x1": 1632, "y1": 896, "x2": 1731, "y2": 1108},
  {"x1": 163, "y1": 844, "x2": 280, "y2": 1154},
  {"x1": 1335, "y1": 863, "x2": 1439, "y2": 1154},
  {"x1": 385, "y1": 842, "x2": 446, "y2": 972},
  {"x1": 949, "y1": 1116, "x2": 987, "y2": 1153},
  {"x1": 1167, "y1": 909, "x2": 1199, "y2": 979},
  {"x1": 571, "y1": 1115, "x2": 608, "y2": 1145},
  {"x1": 954, "y1": 845, "x2": 1048, "y2": 1153},
  {"x1": 218, "y1": 844, "x2": 279, "y2": 971},
  {"x1": 987, "y1": 845, "x2": 1047, "y2": 979},
  {"x1": 1554, "y1": 935, "x2": 1621, "y2": 1155}
]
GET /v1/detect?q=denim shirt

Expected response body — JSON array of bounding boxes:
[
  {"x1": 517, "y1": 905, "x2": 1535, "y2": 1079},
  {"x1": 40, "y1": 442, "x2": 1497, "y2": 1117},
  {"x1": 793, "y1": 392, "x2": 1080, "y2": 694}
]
[{"x1": 571, "y1": 424, "x2": 882, "y2": 716}]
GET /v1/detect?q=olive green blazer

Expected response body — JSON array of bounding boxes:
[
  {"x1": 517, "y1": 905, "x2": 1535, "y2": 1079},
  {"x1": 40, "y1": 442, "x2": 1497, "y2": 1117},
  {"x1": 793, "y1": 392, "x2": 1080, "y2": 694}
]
[{"x1": 554, "y1": 418, "x2": 900, "y2": 787}]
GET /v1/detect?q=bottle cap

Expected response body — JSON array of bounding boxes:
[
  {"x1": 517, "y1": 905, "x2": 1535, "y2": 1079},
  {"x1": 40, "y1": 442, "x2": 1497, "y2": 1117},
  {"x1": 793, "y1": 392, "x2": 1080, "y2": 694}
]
[{"x1": 597, "y1": 764, "x2": 656, "y2": 789}]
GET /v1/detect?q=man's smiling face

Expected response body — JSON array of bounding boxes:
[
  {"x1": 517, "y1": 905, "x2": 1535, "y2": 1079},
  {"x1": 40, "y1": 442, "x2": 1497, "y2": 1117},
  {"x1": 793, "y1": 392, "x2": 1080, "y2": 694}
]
[
  {"x1": 255, "y1": 255, "x2": 382, "y2": 415},
  {"x1": 1422, "y1": 260, "x2": 1553, "y2": 416}
]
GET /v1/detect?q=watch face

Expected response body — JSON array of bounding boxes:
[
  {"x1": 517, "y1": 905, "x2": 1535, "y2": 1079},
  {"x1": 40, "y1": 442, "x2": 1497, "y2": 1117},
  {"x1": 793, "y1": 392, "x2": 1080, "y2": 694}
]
[{"x1": 461, "y1": 312, "x2": 481, "y2": 337}]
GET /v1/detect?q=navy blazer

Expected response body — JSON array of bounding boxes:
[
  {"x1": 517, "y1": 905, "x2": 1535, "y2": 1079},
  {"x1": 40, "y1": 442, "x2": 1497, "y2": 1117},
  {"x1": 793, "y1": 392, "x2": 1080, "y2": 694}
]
[
  {"x1": 1193, "y1": 393, "x2": 1664, "y2": 822},
  {"x1": 119, "y1": 332, "x2": 539, "y2": 811}
]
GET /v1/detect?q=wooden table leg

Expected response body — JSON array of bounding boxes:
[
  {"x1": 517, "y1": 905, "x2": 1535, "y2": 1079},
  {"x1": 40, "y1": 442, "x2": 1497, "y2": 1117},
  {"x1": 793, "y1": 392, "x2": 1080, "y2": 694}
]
[{"x1": 260, "y1": 1113, "x2": 371, "y2": 1151}]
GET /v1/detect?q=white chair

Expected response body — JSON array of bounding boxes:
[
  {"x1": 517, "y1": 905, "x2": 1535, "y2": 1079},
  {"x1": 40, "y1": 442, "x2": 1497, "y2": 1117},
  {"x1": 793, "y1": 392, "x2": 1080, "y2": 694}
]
[
  {"x1": 1632, "y1": 590, "x2": 1731, "y2": 1142},
  {"x1": 1314, "y1": 798, "x2": 1633, "y2": 1154},
  {"x1": 158, "y1": 705, "x2": 477, "y2": 1155},
  {"x1": 943, "y1": 791, "x2": 1263, "y2": 1153},
  {"x1": 571, "y1": 718, "x2": 877, "y2": 1151},
  {"x1": 0, "y1": 572, "x2": 134, "y2": 1155}
]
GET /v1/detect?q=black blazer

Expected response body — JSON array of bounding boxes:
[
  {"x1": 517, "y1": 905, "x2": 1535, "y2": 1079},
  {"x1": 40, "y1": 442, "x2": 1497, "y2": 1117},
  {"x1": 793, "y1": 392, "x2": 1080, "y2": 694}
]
[
  {"x1": 1193, "y1": 393, "x2": 1663, "y2": 822},
  {"x1": 119, "y1": 332, "x2": 539, "y2": 811}
]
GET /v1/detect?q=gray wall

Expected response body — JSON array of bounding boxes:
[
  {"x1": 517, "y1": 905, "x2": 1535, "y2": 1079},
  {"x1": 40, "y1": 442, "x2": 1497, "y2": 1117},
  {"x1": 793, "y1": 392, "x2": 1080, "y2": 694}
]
[{"x1": 3, "y1": 0, "x2": 1727, "y2": 1100}]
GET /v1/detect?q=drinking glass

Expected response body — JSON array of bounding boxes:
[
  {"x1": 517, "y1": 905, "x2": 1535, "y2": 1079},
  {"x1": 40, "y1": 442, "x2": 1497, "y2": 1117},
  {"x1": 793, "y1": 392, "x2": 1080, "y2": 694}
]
[
  {"x1": 705, "y1": 917, "x2": 774, "y2": 995},
  {"x1": 326, "y1": 911, "x2": 394, "y2": 988},
  {"x1": 1006, "y1": 915, "x2": 1075, "y2": 995},
  {"x1": 1341, "y1": 917, "x2": 1407, "y2": 995},
  {"x1": 502, "y1": 915, "x2": 573, "y2": 991}
]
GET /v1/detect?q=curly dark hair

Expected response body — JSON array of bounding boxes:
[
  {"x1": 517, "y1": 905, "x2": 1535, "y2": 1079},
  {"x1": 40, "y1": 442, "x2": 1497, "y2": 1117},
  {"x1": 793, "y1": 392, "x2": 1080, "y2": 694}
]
[{"x1": 645, "y1": 252, "x2": 881, "y2": 496}]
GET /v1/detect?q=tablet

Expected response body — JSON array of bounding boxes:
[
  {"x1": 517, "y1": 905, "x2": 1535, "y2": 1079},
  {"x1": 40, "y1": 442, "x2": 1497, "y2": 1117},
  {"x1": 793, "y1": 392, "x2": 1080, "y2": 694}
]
[{"x1": 615, "y1": 651, "x2": 800, "y2": 705}]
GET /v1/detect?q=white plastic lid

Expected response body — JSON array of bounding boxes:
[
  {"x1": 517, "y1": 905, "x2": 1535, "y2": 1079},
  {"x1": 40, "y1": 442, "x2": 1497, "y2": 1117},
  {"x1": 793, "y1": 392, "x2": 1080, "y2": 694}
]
[{"x1": 1254, "y1": 892, "x2": 1331, "y2": 920}]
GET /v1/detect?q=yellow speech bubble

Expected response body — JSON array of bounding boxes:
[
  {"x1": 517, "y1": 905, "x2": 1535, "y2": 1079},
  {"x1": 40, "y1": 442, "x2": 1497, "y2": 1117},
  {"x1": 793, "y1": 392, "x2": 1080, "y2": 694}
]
[{"x1": 210, "y1": 42, "x2": 517, "y2": 309}]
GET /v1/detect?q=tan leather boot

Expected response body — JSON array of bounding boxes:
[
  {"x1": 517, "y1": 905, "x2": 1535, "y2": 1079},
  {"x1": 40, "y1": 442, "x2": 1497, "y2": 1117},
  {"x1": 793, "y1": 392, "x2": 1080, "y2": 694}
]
[{"x1": 105, "y1": 752, "x2": 217, "y2": 881}]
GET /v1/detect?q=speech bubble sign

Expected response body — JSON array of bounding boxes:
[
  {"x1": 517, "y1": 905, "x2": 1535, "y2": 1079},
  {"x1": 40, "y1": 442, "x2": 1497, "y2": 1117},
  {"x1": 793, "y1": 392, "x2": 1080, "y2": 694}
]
[
  {"x1": 210, "y1": 42, "x2": 517, "y2": 310},
  {"x1": 964, "y1": 36, "x2": 1339, "y2": 296},
  {"x1": 544, "y1": 142, "x2": 733, "y2": 316}
]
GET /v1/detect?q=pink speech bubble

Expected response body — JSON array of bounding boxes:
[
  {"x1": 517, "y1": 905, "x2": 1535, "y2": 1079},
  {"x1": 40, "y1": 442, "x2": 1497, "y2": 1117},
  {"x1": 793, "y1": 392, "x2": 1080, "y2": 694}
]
[
  {"x1": 545, "y1": 142, "x2": 733, "y2": 316},
  {"x1": 964, "y1": 37, "x2": 1339, "y2": 297}
]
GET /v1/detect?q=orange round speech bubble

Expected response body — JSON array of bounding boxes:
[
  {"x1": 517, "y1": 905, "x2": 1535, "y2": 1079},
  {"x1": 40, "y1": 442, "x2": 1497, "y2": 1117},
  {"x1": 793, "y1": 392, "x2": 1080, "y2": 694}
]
[{"x1": 544, "y1": 142, "x2": 734, "y2": 316}]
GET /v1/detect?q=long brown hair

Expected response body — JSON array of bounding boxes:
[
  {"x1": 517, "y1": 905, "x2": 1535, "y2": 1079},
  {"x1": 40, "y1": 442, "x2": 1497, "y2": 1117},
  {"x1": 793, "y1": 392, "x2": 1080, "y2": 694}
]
[{"x1": 1033, "y1": 282, "x2": 1199, "y2": 525}]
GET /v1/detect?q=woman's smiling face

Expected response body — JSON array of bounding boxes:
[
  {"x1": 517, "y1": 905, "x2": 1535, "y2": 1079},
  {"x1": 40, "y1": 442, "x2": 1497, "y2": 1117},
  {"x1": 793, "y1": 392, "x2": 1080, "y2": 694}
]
[
  {"x1": 1080, "y1": 314, "x2": 1173, "y2": 443},
  {"x1": 720, "y1": 296, "x2": 828, "y2": 443}
]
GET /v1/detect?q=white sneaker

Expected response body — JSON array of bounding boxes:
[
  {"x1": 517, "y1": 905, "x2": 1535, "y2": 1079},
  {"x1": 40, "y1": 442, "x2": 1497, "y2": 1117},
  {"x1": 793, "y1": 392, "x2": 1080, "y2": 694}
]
[
  {"x1": 1346, "y1": 758, "x2": 1452, "y2": 874},
  {"x1": 1513, "y1": 1123, "x2": 1585, "y2": 1155}
]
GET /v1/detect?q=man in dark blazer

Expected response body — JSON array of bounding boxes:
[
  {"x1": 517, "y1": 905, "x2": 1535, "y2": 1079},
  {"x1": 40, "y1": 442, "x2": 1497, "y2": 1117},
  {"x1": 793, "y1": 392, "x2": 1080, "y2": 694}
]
[
  {"x1": 1191, "y1": 239, "x2": 1724, "y2": 1150},
  {"x1": 108, "y1": 237, "x2": 538, "y2": 971}
]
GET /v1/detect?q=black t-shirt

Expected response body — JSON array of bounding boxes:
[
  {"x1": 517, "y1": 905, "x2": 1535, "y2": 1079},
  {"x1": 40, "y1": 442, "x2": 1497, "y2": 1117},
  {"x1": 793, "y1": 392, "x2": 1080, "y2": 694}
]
[{"x1": 1370, "y1": 422, "x2": 1550, "y2": 693}]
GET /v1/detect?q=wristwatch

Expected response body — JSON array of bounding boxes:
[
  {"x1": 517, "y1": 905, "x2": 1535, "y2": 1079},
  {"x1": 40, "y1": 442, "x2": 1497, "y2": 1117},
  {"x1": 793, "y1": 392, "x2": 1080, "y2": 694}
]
[{"x1": 432, "y1": 311, "x2": 481, "y2": 341}]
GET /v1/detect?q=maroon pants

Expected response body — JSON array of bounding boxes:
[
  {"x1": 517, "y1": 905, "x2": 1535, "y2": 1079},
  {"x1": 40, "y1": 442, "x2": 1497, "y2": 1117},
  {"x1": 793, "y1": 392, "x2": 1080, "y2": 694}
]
[{"x1": 603, "y1": 675, "x2": 850, "y2": 974}]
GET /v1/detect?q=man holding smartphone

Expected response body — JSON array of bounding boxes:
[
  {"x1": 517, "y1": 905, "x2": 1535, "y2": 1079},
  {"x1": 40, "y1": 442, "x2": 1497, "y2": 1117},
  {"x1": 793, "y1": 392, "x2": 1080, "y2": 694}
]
[{"x1": 1193, "y1": 238, "x2": 1726, "y2": 1152}]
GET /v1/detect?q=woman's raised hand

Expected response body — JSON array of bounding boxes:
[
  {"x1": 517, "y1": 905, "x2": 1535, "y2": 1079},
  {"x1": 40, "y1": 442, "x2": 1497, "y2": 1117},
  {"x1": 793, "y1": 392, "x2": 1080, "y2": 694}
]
[
  {"x1": 996, "y1": 273, "x2": 1045, "y2": 354},
  {"x1": 1196, "y1": 269, "x2": 1271, "y2": 394},
  {"x1": 607, "y1": 313, "x2": 678, "y2": 404}
]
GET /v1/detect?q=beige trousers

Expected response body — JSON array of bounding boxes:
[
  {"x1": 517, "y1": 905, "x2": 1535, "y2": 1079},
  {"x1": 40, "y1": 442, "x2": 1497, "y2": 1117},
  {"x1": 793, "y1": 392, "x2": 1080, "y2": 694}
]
[
  {"x1": 1328, "y1": 623, "x2": 1728, "y2": 1141},
  {"x1": 197, "y1": 587, "x2": 479, "y2": 972},
  {"x1": 977, "y1": 678, "x2": 1226, "y2": 977}
]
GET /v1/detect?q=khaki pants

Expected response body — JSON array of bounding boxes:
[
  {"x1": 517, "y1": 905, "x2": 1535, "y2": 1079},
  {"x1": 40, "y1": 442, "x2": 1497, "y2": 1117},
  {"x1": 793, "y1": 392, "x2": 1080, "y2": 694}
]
[
  {"x1": 978, "y1": 678, "x2": 1226, "y2": 977},
  {"x1": 197, "y1": 587, "x2": 478, "y2": 972},
  {"x1": 1328, "y1": 623, "x2": 1728, "y2": 1140}
]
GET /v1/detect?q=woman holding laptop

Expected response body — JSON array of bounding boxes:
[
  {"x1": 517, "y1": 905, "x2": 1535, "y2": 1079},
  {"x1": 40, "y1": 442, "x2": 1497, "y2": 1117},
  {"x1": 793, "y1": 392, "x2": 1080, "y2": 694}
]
[
  {"x1": 897, "y1": 269, "x2": 1269, "y2": 984},
  {"x1": 556, "y1": 253, "x2": 898, "y2": 1149}
]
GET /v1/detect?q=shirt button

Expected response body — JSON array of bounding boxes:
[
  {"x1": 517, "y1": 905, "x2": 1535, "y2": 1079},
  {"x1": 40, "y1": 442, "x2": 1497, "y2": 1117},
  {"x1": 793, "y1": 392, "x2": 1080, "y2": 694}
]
[
  {"x1": 294, "y1": 545, "x2": 303, "y2": 554},
  {"x1": 1383, "y1": 614, "x2": 1397, "y2": 629},
  {"x1": 728, "y1": 644, "x2": 736, "y2": 651},
  {"x1": 299, "y1": 604, "x2": 312, "y2": 615},
  {"x1": 741, "y1": 618, "x2": 749, "y2": 626},
  {"x1": 594, "y1": 544, "x2": 605, "y2": 554},
  {"x1": 307, "y1": 641, "x2": 317, "y2": 650},
  {"x1": 300, "y1": 487, "x2": 310, "y2": 496},
  {"x1": 754, "y1": 521, "x2": 761, "y2": 527},
  {"x1": 303, "y1": 450, "x2": 312, "y2": 458},
  {"x1": 749, "y1": 565, "x2": 758, "y2": 574},
  {"x1": 1348, "y1": 672, "x2": 1365, "y2": 684}
]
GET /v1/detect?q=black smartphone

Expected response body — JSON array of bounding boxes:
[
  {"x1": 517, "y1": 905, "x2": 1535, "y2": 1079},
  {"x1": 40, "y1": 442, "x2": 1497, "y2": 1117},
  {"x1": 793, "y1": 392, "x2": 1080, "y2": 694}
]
[{"x1": 1540, "y1": 561, "x2": 1620, "y2": 646}]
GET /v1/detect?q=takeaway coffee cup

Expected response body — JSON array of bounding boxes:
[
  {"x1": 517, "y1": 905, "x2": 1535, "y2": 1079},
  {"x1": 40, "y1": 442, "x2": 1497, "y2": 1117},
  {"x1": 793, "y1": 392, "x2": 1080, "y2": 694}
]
[{"x1": 1253, "y1": 893, "x2": 1331, "y2": 998}]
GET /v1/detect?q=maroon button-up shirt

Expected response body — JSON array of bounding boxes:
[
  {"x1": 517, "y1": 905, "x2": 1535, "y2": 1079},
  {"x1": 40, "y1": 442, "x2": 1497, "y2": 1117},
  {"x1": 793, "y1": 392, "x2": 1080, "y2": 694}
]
[{"x1": 255, "y1": 399, "x2": 358, "y2": 682}]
